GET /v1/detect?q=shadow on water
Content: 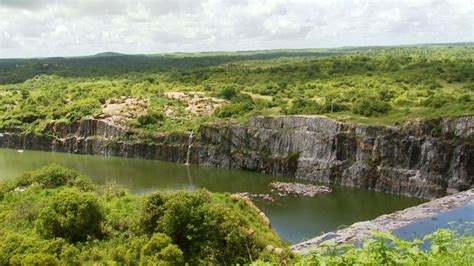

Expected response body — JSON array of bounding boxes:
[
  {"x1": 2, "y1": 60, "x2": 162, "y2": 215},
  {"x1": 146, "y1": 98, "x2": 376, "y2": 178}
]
[{"x1": 0, "y1": 148, "x2": 425, "y2": 243}]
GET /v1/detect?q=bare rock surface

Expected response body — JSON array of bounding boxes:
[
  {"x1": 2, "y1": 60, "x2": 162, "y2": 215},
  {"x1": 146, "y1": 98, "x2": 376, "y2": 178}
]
[
  {"x1": 164, "y1": 91, "x2": 226, "y2": 116},
  {"x1": 291, "y1": 189, "x2": 474, "y2": 253},
  {"x1": 236, "y1": 192, "x2": 274, "y2": 201},
  {"x1": 101, "y1": 97, "x2": 148, "y2": 125}
]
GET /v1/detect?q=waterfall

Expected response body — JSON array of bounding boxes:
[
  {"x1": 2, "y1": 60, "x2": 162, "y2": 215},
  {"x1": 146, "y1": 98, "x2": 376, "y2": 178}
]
[
  {"x1": 185, "y1": 132, "x2": 193, "y2": 165},
  {"x1": 22, "y1": 134, "x2": 27, "y2": 150}
]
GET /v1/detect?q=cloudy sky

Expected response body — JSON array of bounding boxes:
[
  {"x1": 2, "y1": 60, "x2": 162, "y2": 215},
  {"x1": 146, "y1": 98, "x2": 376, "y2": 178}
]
[{"x1": 0, "y1": 0, "x2": 473, "y2": 58}]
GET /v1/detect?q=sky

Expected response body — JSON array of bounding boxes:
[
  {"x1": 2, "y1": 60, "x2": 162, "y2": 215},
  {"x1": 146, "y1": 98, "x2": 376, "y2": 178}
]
[{"x1": 0, "y1": 0, "x2": 473, "y2": 58}]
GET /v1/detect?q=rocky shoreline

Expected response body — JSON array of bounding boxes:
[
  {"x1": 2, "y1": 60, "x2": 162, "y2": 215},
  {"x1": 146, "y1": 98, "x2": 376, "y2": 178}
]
[
  {"x1": 291, "y1": 188, "x2": 474, "y2": 253},
  {"x1": 0, "y1": 115, "x2": 473, "y2": 199}
]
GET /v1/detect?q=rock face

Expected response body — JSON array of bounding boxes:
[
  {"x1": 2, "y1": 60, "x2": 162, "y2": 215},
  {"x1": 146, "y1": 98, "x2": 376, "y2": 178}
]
[
  {"x1": 196, "y1": 116, "x2": 473, "y2": 199},
  {"x1": 1, "y1": 115, "x2": 473, "y2": 199}
]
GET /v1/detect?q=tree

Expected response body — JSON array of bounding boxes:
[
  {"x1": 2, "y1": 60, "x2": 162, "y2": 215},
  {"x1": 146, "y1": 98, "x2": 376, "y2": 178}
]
[{"x1": 36, "y1": 189, "x2": 103, "y2": 242}]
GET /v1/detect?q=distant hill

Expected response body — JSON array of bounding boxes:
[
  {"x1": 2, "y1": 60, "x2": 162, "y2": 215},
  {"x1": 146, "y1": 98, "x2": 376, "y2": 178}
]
[
  {"x1": 0, "y1": 42, "x2": 472, "y2": 84},
  {"x1": 94, "y1": 52, "x2": 125, "y2": 57}
]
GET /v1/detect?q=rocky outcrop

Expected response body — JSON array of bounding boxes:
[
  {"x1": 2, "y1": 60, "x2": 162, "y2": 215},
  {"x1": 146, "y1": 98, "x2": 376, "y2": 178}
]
[{"x1": 0, "y1": 115, "x2": 473, "y2": 199}]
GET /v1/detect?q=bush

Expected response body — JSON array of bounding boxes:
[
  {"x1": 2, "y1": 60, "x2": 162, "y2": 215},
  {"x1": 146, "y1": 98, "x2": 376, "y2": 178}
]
[
  {"x1": 10, "y1": 253, "x2": 57, "y2": 266},
  {"x1": 140, "y1": 190, "x2": 283, "y2": 264},
  {"x1": 36, "y1": 189, "x2": 103, "y2": 242},
  {"x1": 352, "y1": 98, "x2": 391, "y2": 116},
  {"x1": 63, "y1": 99, "x2": 101, "y2": 121},
  {"x1": 298, "y1": 229, "x2": 474, "y2": 266},
  {"x1": 218, "y1": 86, "x2": 238, "y2": 100},
  {"x1": 286, "y1": 98, "x2": 321, "y2": 115},
  {"x1": 0, "y1": 164, "x2": 81, "y2": 195},
  {"x1": 423, "y1": 95, "x2": 448, "y2": 108},
  {"x1": 140, "y1": 233, "x2": 184, "y2": 264},
  {"x1": 31, "y1": 163, "x2": 79, "y2": 188},
  {"x1": 60, "y1": 244, "x2": 81, "y2": 265},
  {"x1": 215, "y1": 98, "x2": 255, "y2": 118},
  {"x1": 137, "y1": 112, "x2": 164, "y2": 126},
  {"x1": 68, "y1": 175, "x2": 95, "y2": 191}
]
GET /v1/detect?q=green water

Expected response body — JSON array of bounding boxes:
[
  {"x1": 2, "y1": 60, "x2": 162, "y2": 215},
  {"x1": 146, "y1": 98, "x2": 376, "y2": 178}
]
[{"x1": 0, "y1": 148, "x2": 425, "y2": 243}]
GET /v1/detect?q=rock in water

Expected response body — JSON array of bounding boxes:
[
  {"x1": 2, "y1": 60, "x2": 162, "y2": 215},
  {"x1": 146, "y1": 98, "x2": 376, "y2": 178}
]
[{"x1": 270, "y1": 182, "x2": 332, "y2": 197}]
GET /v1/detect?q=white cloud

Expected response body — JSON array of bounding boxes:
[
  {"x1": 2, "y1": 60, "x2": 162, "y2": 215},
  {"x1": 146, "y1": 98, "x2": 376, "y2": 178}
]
[{"x1": 0, "y1": 0, "x2": 472, "y2": 58}]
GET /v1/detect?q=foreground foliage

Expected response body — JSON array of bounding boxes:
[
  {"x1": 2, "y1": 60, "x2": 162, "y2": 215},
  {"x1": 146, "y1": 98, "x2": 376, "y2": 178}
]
[
  {"x1": 296, "y1": 230, "x2": 474, "y2": 265},
  {"x1": 0, "y1": 44, "x2": 473, "y2": 134},
  {"x1": 0, "y1": 164, "x2": 290, "y2": 265}
]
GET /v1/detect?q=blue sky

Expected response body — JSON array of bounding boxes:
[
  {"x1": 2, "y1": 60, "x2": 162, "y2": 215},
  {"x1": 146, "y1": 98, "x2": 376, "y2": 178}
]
[{"x1": 0, "y1": 0, "x2": 473, "y2": 58}]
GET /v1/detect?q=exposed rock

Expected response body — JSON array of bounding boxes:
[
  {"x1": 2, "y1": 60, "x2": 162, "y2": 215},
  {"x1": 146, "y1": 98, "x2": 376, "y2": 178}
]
[
  {"x1": 236, "y1": 192, "x2": 274, "y2": 201},
  {"x1": 164, "y1": 108, "x2": 176, "y2": 118},
  {"x1": 101, "y1": 97, "x2": 148, "y2": 125},
  {"x1": 1, "y1": 115, "x2": 473, "y2": 199},
  {"x1": 270, "y1": 182, "x2": 332, "y2": 197},
  {"x1": 164, "y1": 91, "x2": 226, "y2": 116},
  {"x1": 259, "y1": 212, "x2": 271, "y2": 227},
  {"x1": 274, "y1": 248, "x2": 284, "y2": 255},
  {"x1": 292, "y1": 188, "x2": 474, "y2": 253}
]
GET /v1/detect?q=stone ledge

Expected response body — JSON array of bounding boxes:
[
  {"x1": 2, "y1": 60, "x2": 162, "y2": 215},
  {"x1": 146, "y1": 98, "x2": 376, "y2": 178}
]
[{"x1": 292, "y1": 188, "x2": 474, "y2": 253}]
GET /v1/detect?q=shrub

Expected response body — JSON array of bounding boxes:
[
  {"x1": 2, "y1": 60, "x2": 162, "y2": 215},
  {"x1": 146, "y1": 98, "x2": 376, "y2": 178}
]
[
  {"x1": 218, "y1": 86, "x2": 238, "y2": 100},
  {"x1": 31, "y1": 163, "x2": 79, "y2": 188},
  {"x1": 140, "y1": 190, "x2": 281, "y2": 264},
  {"x1": 63, "y1": 98, "x2": 101, "y2": 121},
  {"x1": 140, "y1": 233, "x2": 184, "y2": 264},
  {"x1": 141, "y1": 193, "x2": 167, "y2": 234},
  {"x1": 0, "y1": 232, "x2": 38, "y2": 265},
  {"x1": 68, "y1": 175, "x2": 95, "y2": 191},
  {"x1": 298, "y1": 229, "x2": 474, "y2": 266},
  {"x1": 422, "y1": 94, "x2": 450, "y2": 108},
  {"x1": 36, "y1": 189, "x2": 103, "y2": 242},
  {"x1": 137, "y1": 112, "x2": 164, "y2": 126},
  {"x1": 60, "y1": 244, "x2": 81, "y2": 265},
  {"x1": 286, "y1": 98, "x2": 321, "y2": 115},
  {"x1": 10, "y1": 253, "x2": 57, "y2": 266},
  {"x1": 0, "y1": 164, "x2": 81, "y2": 195},
  {"x1": 352, "y1": 98, "x2": 391, "y2": 116}
]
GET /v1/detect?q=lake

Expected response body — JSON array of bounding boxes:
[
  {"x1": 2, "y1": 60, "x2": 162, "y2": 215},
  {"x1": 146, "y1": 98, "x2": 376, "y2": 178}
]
[{"x1": 0, "y1": 148, "x2": 424, "y2": 243}]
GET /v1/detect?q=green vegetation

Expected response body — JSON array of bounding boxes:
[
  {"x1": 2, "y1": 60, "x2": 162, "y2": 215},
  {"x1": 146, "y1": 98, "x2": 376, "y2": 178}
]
[
  {"x1": 0, "y1": 164, "x2": 472, "y2": 264},
  {"x1": 0, "y1": 164, "x2": 290, "y2": 264},
  {"x1": 296, "y1": 230, "x2": 474, "y2": 265},
  {"x1": 0, "y1": 44, "x2": 473, "y2": 134}
]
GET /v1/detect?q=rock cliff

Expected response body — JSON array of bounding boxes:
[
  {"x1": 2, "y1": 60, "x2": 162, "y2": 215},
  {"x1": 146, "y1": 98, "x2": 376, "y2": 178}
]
[{"x1": 1, "y1": 115, "x2": 472, "y2": 199}]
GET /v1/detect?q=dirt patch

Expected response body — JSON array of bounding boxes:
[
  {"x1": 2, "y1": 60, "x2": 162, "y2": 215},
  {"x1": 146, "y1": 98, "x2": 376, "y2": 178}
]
[
  {"x1": 164, "y1": 91, "x2": 226, "y2": 116},
  {"x1": 99, "y1": 96, "x2": 148, "y2": 125}
]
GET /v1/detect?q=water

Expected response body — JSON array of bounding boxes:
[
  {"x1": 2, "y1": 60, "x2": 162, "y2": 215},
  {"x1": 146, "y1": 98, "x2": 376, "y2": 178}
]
[
  {"x1": 0, "y1": 148, "x2": 424, "y2": 244},
  {"x1": 394, "y1": 204, "x2": 474, "y2": 247},
  {"x1": 185, "y1": 132, "x2": 193, "y2": 165}
]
